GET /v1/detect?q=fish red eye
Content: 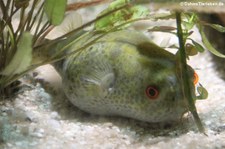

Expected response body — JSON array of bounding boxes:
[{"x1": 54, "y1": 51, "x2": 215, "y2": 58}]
[{"x1": 145, "y1": 86, "x2": 159, "y2": 100}]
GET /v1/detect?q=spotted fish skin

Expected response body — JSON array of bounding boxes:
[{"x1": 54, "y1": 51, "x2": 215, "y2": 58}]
[{"x1": 53, "y1": 30, "x2": 195, "y2": 123}]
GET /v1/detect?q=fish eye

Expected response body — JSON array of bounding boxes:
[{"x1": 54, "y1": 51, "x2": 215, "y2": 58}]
[
  {"x1": 193, "y1": 71, "x2": 199, "y2": 85},
  {"x1": 145, "y1": 86, "x2": 159, "y2": 100}
]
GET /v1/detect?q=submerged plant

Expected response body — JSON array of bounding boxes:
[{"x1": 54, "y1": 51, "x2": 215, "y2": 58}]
[{"x1": 0, "y1": 0, "x2": 224, "y2": 133}]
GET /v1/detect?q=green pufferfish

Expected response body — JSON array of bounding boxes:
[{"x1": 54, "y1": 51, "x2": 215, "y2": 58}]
[{"x1": 34, "y1": 27, "x2": 199, "y2": 123}]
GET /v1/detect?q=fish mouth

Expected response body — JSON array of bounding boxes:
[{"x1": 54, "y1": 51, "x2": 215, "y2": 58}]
[{"x1": 167, "y1": 95, "x2": 188, "y2": 122}]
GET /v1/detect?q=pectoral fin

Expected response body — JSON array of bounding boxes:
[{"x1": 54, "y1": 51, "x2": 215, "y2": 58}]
[{"x1": 79, "y1": 56, "x2": 115, "y2": 99}]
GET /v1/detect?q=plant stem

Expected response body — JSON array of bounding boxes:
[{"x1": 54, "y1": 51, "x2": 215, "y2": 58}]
[{"x1": 175, "y1": 12, "x2": 205, "y2": 133}]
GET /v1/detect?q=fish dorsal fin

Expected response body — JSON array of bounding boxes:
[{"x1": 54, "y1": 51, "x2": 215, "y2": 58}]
[
  {"x1": 46, "y1": 12, "x2": 82, "y2": 39},
  {"x1": 98, "y1": 30, "x2": 175, "y2": 61}
]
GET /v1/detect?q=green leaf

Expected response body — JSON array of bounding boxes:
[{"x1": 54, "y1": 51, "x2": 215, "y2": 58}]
[
  {"x1": 1, "y1": 32, "x2": 33, "y2": 75},
  {"x1": 94, "y1": 0, "x2": 149, "y2": 30},
  {"x1": 182, "y1": 13, "x2": 198, "y2": 30},
  {"x1": 205, "y1": 23, "x2": 225, "y2": 33},
  {"x1": 196, "y1": 85, "x2": 208, "y2": 100},
  {"x1": 182, "y1": 21, "x2": 194, "y2": 30},
  {"x1": 4, "y1": 23, "x2": 15, "y2": 49},
  {"x1": 191, "y1": 40, "x2": 205, "y2": 53},
  {"x1": 199, "y1": 26, "x2": 225, "y2": 58},
  {"x1": 130, "y1": 5, "x2": 149, "y2": 19},
  {"x1": 110, "y1": 0, "x2": 129, "y2": 7},
  {"x1": 148, "y1": 26, "x2": 176, "y2": 32},
  {"x1": 185, "y1": 43, "x2": 198, "y2": 56},
  {"x1": 15, "y1": 0, "x2": 30, "y2": 8},
  {"x1": 149, "y1": 12, "x2": 175, "y2": 21},
  {"x1": 44, "y1": 0, "x2": 67, "y2": 25}
]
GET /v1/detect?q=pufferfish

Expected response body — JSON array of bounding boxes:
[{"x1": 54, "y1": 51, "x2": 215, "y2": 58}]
[{"x1": 33, "y1": 14, "x2": 199, "y2": 123}]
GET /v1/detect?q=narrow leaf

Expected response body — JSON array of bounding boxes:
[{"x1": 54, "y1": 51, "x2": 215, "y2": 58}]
[
  {"x1": 182, "y1": 21, "x2": 194, "y2": 30},
  {"x1": 1, "y1": 32, "x2": 33, "y2": 75},
  {"x1": 44, "y1": 0, "x2": 67, "y2": 25},
  {"x1": 191, "y1": 40, "x2": 205, "y2": 53},
  {"x1": 197, "y1": 85, "x2": 208, "y2": 100},
  {"x1": 149, "y1": 12, "x2": 175, "y2": 21},
  {"x1": 148, "y1": 26, "x2": 176, "y2": 32},
  {"x1": 5, "y1": 24, "x2": 15, "y2": 48},
  {"x1": 182, "y1": 13, "x2": 197, "y2": 30},
  {"x1": 15, "y1": 0, "x2": 30, "y2": 8},
  {"x1": 205, "y1": 23, "x2": 225, "y2": 33},
  {"x1": 47, "y1": 12, "x2": 82, "y2": 39},
  {"x1": 199, "y1": 26, "x2": 225, "y2": 58}
]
